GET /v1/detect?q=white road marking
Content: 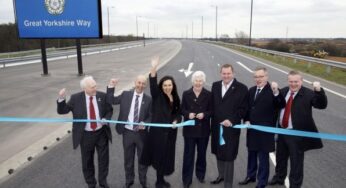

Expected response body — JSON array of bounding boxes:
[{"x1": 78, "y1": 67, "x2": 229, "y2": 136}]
[
  {"x1": 236, "y1": 61, "x2": 253, "y2": 73},
  {"x1": 178, "y1": 62, "x2": 194, "y2": 77}
]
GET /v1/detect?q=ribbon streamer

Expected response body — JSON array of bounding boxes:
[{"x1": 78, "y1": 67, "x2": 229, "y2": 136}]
[{"x1": 0, "y1": 117, "x2": 195, "y2": 128}]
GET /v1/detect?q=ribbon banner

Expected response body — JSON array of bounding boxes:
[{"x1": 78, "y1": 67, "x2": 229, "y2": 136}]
[
  {"x1": 0, "y1": 117, "x2": 195, "y2": 128},
  {"x1": 219, "y1": 124, "x2": 346, "y2": 145},
  {"x1": 1, "y1": 117, "x2": 345, "y2": 142}
]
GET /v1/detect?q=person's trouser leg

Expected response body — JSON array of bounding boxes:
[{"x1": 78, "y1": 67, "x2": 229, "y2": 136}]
[
  {"x1": 195, "y1": 137, "x2": 208, "y2": 180},
  {"x1": 257, "y1": 151, "x2": 269, "y2": 187},
  {"x1": 182, "y1": 137, "x2": 196, "y2": 185},
  {"x1": 224, "y1": 161, "x2": 234, "y2": 188}
]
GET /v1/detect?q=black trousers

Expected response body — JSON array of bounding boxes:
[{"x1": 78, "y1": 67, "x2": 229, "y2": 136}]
[
  {"x1": 80, "y1": 127, "x2": 109, "y2": 187},
  {"x1": 274, "y1": 135, "x2": 304, "y2": 188},
  {"x1": 246, "y1": 150, "x2": 269, "y2": 187},
  {"x1": 182, "y1": 137, "x2": 209, "y2": 185}
]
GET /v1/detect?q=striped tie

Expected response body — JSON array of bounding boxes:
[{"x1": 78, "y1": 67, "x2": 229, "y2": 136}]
[{"x1": 133, "y1": 95, "x2": 140, "y2": 131}]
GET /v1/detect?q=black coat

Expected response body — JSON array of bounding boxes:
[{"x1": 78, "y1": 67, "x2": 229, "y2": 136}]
[
  {"x1": 181, "y1": 87, "x2": 212, "y2": 138},
  {"x1": 57, "y1": 91, "x2": 113, "y2": 149},
  {"x1": 280, "y1": 86, "x2": 327, "y2": 151},
  {"x1": 140, "y1": 75, "x2": 181, "y2": 175},
  {"x1": 211, "y1": 79, "x2": 248, "y2": 161},
  {"x1": 245, "y1": 83, "x2": 286, "y2": 152}
]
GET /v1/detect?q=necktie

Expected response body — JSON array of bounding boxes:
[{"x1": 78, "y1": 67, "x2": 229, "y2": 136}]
[
  {"x1": 254, "y1": 88, "x2": 261, "y2": 100},
  {"x1": 89, "y1": 96, "x2": 97, "y2": 131},
  {"x1": 133, "y1": 95, "x2": 140, "y2": 131},
  {"x1": 282, "y1": 92, "x2": 294, "y2": 128}
]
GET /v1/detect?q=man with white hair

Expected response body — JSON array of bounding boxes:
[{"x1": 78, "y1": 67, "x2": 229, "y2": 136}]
[{"x1": 57, "y1": 76, "x2": 113, "y2": 188}]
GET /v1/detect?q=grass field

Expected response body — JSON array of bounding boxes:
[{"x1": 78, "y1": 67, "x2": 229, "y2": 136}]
[{"x1": 215, "y1": 42, "x2": 346, "y2": 86}]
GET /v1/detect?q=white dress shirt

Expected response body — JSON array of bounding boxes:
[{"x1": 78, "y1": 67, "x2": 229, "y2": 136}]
[
  {"x1": 125, "y1": 92, "x2": 144, "y2": 130},
  {"x1": 222, "y1": 80, "x2": 233, "y2": 98}
]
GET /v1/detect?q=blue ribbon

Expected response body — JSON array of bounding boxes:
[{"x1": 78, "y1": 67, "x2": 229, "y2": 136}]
[
  {"x1": 219, "y1": 125, "x2": 226, "y2": 145},
  {"x1": 233, "y1": 124, "x2": 346, "y2": 142},
  {"x1": 218, "y1": 124, "x2": 346, "y2": 145},
  {"x1": 0, "y1": 117, "x2": 195, "y2": 128}
]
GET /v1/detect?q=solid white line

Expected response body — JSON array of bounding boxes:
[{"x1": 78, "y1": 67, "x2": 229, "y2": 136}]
[
  {"x1": 236, "y1": 61, "x2": 253, "y2": 73},
  {"x1": 230, "y1": 49, "x2": 346, "y2": 99}
]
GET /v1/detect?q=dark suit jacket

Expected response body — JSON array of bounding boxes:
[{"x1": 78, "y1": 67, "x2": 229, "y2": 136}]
[
  {"x1": 106, "y1": 87, "x2": 152, "y2": 135},
  {"x1": 57, "y1": 91, "x2": 113, "y2": 149},
  {"x1": 245, "y1": 83, "x2": 286, "y2": 152},
  {"x1": 181, "y1": 87, "x2": 212, "y2": 138},
  {"x1": 280, "y1": 86, "x2": 327, "y2": 151},
  {"x1": 211, "y1": 79, "x2": 248, "y2": 161}
]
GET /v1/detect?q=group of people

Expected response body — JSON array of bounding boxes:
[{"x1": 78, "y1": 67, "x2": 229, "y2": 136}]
[{"x1": 57, "y1": 56, "x2": 328, "y2": 188}]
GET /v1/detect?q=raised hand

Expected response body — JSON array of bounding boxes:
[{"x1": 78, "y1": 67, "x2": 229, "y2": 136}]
[
  {"x1": 108, "y1": 78, "x2": 119, "y2": 88},
  {"x1": 312, "y1": 81, "x2": 321, "y2": 92},
  {"x1": 58, "y1": 88, "x2": 66, "y2": 99},
  {"x1": 271, "y1": 81, "x2": 279, "y2": 95},
  {"x1": 151, "y1": 56, "x2": 160, "y2": 69}
]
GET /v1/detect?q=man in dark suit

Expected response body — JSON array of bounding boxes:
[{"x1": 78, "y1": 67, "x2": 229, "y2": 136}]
[
  {"x1": 239, "y1": 67, "x2": 286, "y2": 188},
  {"x1": 211, "y1": 64, "x2": 248, "y2": 188},
  {"x1": 268, "y1": 70, "x2": 328, "y2": 188},
  {"x1": 107, "y1": 75, "x2": 151, "y2": 188},
  {"x1": 57, "y1": 76, "x2": 113, "y2": 188}
]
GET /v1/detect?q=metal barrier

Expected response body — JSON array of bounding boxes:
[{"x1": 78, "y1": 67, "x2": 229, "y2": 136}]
[{"x1": 0, "y1": 40, "x2": 155, "y2": 68}]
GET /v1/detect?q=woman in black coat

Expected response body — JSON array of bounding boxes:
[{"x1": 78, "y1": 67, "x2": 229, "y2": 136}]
[
  {"x1": 140, "y1": 56, "x2": 181, "y2": 188},
  {"x1": 181, "y1": 71, "x2": 211, "y2": 188}
]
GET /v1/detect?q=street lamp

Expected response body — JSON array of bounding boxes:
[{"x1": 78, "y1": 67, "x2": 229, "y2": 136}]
[
  {"x1": 249, "y1": 0, "x2": 253, "y2": 46},
  {"x1": 136, "y1": 15, "x2": 142, "y2": 40},
  {"x1": 211, "y1": 5, "x2": 218, "y2": 41},
  {"x1": 107, "y1": 6, "x2": 114, "y2": 43}
]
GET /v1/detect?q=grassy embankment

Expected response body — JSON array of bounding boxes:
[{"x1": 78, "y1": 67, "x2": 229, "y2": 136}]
[{"x1": 216, "y1": 43, "x2": 346, "y2": 86}]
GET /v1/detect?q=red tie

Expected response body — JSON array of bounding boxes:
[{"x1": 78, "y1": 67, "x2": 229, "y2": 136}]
[
  {"x1": 282, "y1": 92, "x2": 294, "y2": 128},
  {"x1": 89, "y1": 96, "x2": 97, "y2": 131}
]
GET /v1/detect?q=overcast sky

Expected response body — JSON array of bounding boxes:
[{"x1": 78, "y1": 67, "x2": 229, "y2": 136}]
[{"x1": 1, "y1": 0, "x2": 345, "y2": 38}]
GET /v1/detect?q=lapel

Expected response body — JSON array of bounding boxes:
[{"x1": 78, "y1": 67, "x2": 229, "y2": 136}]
[
  {"x1": 139, "y1": 94, "x2": 147, "y2": 119},
  {"x1": 125, "y1": 90, "x2": 135, "y2": 116},
  {"x1": 222, "y1": 79, "x2": 237, "y2": 100},
  {"x1": 80, "y1": 92, "x2": 87, "y2": 118},
  {"x1": 95, "y1": 92, "x2": 103, "y2": 116},
  {"x1": 254, "y1": 83, "x2": 270, "y2": 104}
]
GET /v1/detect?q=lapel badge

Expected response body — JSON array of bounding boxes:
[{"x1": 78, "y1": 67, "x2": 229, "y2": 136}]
[{"x1": 97, "y1": 98, "x2": 101, "y2": 102}]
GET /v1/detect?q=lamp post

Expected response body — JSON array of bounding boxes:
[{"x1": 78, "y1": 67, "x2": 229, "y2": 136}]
[
  {"x1": 249, "y1": 0, "x2": 253, "y2": 46},
  {"x1": 136, "y1": 15, "x2": 141, "y2": 40},
  {"x1": 107, "y1": 6, "x2": 114, "y2": 43},
  {"x1": 211, "y1": 5, "x2": 218, "y2": 41},
  {"x1": 201, "y1": 16, "x2": 203, "y2": 39}
]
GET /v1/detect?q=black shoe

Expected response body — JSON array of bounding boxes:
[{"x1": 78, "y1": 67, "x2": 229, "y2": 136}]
[
  {"x1": 183, "y1": 182, "x2": 191, "y2": 188},
  {"x1": 162, "y1": 180, "x2": 171, "y2": 187},
  {"x1": 197, "y1": 177, "x2": 205, "y2": 183},
  {"x1": 210, "y1": 177, "x2": 224, "y2": 184},
  {"x1": 88, "y1": 185, "x2": 96, "y2": 188},
  {"x1": 125, "y1": 181, "x2": 134, "y2": 188},
  {"x1": 238, "y1": 177, "x2": 256, "y2": 185},
  {"x1": 155, "y1": 181, "x2": 170, "y2": 188},
  {"x1": 268, "y1": 178, "x2": 284, "y2": 185}
]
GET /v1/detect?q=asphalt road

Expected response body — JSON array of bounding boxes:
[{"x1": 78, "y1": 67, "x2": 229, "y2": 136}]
[{"x1": 0, "y1": 40, "x2": 345, "y2": 188}]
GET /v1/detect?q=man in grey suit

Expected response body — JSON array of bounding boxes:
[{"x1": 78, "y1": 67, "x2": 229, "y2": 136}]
[
  {"x1": 57, "y1": 76, "x2": 113, "y2": 188},
  {"x1": 107, "y1": 75, "x2": 152, "y2": 188}
]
